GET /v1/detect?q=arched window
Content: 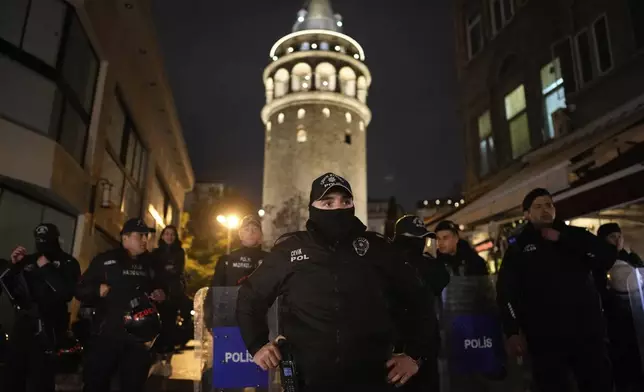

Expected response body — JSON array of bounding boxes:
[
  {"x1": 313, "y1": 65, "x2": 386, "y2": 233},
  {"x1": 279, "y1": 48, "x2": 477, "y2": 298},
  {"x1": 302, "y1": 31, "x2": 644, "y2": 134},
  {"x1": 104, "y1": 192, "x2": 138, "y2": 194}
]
[
  {"x1": 339, "y1": 67, "x2": 357, "y2": 97},
  {"x1": 345, "y1": 129, "x2": 352, "y2": 144},
  {"x1": 359, "y1": 121, "x2": 365, "y2": 131},
  {"x1": 322, "y1": 107, "x2": 331, "y2": 118},
  {"x1": 297, "y1": 108, "x2": 306, "y2": 119},
  {"x1": 315, "y1": 62, "x2": 337, "y2": 91},
  {"x1": 345, "y1": 112, "x2": 352, "y2": 123},
  {"x1": 274, "y1": 69, "x2": 289, "y2": 98},
  {"x1": 278, "y1": 113, "x2": 285, "y2": 124},
  {"x1": 297, "y1": 129, "x2": 307, "y2": 143},
  {"x1": 265, "y1": 78, "x2": 274, "y2": 103},
  {"x1": 266, "y1": 121, "x2": 272, "y2": 131},
  {"x1": 357, "y1": 76, "x2": 368, "y2": 103},
  {"x1": 292, "y1": 63, "x2": 312, "y2": 92}
]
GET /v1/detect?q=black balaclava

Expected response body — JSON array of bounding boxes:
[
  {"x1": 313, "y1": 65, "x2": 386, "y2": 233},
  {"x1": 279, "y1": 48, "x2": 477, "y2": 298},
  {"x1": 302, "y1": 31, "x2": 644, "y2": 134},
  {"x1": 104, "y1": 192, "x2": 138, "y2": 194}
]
[
  {"x1": 34, "y1": 223, "x2": 62, "y2": 258},
  {"x1": 396, "y1": 236, "x2": 427, "y2": 254},
  {"x1": 308, "y1": 173, "x2": 356, "y2": 242}
]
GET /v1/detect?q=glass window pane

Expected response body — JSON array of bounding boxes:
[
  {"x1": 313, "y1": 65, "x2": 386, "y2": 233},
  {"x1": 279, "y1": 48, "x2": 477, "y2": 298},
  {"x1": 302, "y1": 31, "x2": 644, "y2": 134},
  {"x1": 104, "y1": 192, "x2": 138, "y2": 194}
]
[
  {"x1": 544, "y1": 86, "x2": 566, "y2": 140},
  {"x1": 138, "y1": 150, "x2": 148, "y2": 187},
  {"x1": 58, "y1": 102, "x2": 88, "y2": 164},
  {"x1": 629, "y1": 0, "x2": 644, "y2": 50},
  {"x1": 0, "y1": 54, "x2": 58, "y2": 135},
  {"x1": 101, "y1": 151, "x2": 125, "y2": 207},
  {"x1": 540, "y1": 58, "x2": 563, "y2": 93},
  {"x1": 0, "y1": 0, "x2": 29, "y2": 46},
  {"x1": 553, "y1": 38, "x2": 577, "y2": 94},
  {"x1": 593, "y1": 17, "x2": 613, "y2": 73},
  {"x1": 478, "y1": 111, "x2": 492, "y2": 139},
  {"x1": 509, "y1": 112, "x2": 531, "y2": 158},
  {"x1": 125, "y1": 131, "x2": 136, "y2": 174},
  {"x1": 504, "y1": 84, "x2": 526, "y2": 120},
  {"x1": 106, "y1": 98, "x2": 125, "y2": 154},
  {"x1": 122, "y1": 181, "x2": 141, "y2": 219},
  {"x1": 576, "y1": 31, "x2": 594, "y2": 84},
  {"x1": 42, "y1": 207, "x2": 76, "y2": 254},
  {"x1": 0, "y1": 189, "x2": 44, "y2": 256},
  {"x1": 479, "y1": 140, "x2": 489, "y2": 176},
  {"x1": 22, "y1": 0, "x2": 66, "y2": 66},
  {"x1": 61, "y1": 14, "x2": 98, "y2": 112}
]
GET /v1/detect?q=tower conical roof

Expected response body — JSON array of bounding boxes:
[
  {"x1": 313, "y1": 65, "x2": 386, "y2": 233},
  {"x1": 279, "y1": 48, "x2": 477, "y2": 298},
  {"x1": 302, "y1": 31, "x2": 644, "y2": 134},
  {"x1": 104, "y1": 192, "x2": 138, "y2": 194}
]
[{"x1": 292, "y1": 0, "x2": 342, "y2": 33}]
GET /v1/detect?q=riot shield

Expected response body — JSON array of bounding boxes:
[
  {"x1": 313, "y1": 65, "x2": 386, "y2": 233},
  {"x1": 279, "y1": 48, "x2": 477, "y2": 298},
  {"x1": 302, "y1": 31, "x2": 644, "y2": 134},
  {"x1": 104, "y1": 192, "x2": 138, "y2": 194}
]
[
  {"x1": 193, "y1": 286, "x2": 280, "y2": 392},
  {"x1": 627, "y1": 267, "x2": 644, "y2": 371},
  {"x1": 440, "y1": 276, "x2": 528, "y2": 391}
]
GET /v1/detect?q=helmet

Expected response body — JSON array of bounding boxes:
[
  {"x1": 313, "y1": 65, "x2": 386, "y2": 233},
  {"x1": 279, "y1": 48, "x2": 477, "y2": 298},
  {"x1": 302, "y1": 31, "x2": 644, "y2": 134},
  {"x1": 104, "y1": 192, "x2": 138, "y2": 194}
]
[{"x1": 123, "y1": 295, "x2": 161, "y2": 348}]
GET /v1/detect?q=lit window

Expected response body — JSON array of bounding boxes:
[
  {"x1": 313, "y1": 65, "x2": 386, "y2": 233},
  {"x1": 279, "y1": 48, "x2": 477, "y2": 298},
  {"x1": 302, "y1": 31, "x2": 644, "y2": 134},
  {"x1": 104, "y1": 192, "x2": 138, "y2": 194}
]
[
  {"x1": 266, "y1": 121, "x2": 272, "y2": 131},
  {"x1": 297, "y1": 129, "x2": 307, "y2": 143},
  {"x1": 322, "y1": 107, "x2": 330, "y2": 118},
  {"x1": 278, "y1": 113, "x2": 285, "y2": 124},
  {"x1": 297, "y1": 108, "x2": 306, "y2": 119},
  {"x1": 478, "y1": 111, "x2": 496, "y2": 176},
  {"x1": 504, "y1": 85, "x2": 531, "y2": 158},
  {"x1": 359, "y1": 121, "x2": 365, "y2": 131},
  {"x1": 540, "y1": 58, "x2": 566, "y2": 140},
  {"x1": 292, "y1": 63, "x2": 312, "y2": 92},
  {"x1": 345, "y1": 112, "x2": 352, "y2": 123},
  {"x1": 319, "y1": 42, "x2": 330, "y2": 50},
  {"x1": 466, "y1": 13, "x2": 483, "y2": 59},
  {"x1": 345, "y1": 129, "x2": 352, "y2": 144},
  {"x1": 315, "y1": 62, "x2": 336, "y2": 91},
  {"x1": 490, "y1": 0, "x2": 514, "y2": 35}
]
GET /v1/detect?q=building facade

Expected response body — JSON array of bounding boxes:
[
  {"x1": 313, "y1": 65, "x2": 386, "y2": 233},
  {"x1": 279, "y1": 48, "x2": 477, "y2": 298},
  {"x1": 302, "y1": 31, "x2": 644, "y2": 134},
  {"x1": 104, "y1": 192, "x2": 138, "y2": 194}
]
[
  {"x1": 0, "y1": 0, "x2": 194, "y2": 324},
  {"x1": 260, "y1": 0, "x2": 372, "y2": 244},
  {"x1": 437, "y1": 0, "x2": 644, "y2": 263}
]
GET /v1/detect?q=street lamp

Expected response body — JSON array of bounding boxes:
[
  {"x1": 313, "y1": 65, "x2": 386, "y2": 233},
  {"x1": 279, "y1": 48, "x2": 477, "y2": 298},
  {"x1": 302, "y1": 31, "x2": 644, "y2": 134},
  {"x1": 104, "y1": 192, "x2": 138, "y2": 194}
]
[{"x1": 216, "y1": 214, "x2": 239, "y2": 254}]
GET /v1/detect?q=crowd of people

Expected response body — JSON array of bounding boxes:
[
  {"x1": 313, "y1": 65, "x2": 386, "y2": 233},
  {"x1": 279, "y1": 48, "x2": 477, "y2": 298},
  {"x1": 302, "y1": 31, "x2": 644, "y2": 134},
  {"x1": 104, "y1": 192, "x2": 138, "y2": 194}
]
[{"x1": 1, "y1": 171, "x2": 643, "y2": 392}]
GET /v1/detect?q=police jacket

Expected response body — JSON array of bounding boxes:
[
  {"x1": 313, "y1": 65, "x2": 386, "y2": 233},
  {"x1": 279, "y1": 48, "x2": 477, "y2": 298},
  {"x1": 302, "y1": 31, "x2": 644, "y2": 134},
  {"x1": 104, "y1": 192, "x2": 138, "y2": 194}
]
[
  {"x1": 151, "y1": 240, "x2": 185, "y2": 296},
  {"x1": 236, "y1": 218, "x2": 435, "y2": 385},
  {"x1": 211, "y1": 246, "x2": 267, "y2": 287},
  {"x1": 437, "y1": 240, "x2": 488, "y2": 276},
  {"x1": 76, "y1": 248, "x2": 162, "y2": 338},
  {"x1": 0, "y1": 251, "x2": 79, "y2": 345},
  {"x1": 496, "y1": 221, "x2": 617, "y2": 344}
]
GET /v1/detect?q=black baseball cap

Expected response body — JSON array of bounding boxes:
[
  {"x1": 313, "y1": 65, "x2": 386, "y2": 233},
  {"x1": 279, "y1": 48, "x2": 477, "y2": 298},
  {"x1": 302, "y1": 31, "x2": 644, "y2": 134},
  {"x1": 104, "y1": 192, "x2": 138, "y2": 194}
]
[
  {"x1": 34, "y1": 223, "x2": 60, "y2": 242},
  {"x1": 522, "y1": 188, "x2": 552, "y2": 211},
  {"x1": 240, "y1": 215, "x2": 262, "y2": 230},
  {"x1": 309, "y1": 173, "x2": 353, "y2": 204},
  {"x1": 435, "y1": 220, "x2": 460, "y2": 234},
  {"x1": 597, "y1": 223, "x2": 621, "y2": 239},
  {"x1": 120, "y1": 218, "x2": 156, "y2": 235},
  {"x1": 393, "y1": 215, "x2": 436, "y2": 241}
]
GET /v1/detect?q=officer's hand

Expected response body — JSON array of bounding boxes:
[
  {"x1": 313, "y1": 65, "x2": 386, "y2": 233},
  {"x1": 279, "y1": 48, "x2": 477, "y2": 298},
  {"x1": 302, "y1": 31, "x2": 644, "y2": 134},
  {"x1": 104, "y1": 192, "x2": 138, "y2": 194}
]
[
  {"x1": 10, "y1": 246, "x2": 27, "y2": 264},
  {"x1": 541, "y1": 228, "x2": 561, "y2": 242},
  {"x1": 36, "y1": 255, "x2": 50, "y2": 268},
  {"x1": 505, "y1": 334, "x2": 527, "y2": 358},
  {"x1": 386, "y1": 354, "x2": 419, "y2": 386},
  {"x1": 99, "y1": 284, "x2": 111, "y2": 298},
  {"x1": 150, "y1": 289, "x2": 166, "y2": 302},
  {"x1": 253, "y1": 342, "x2": 281, "y2": 371}
]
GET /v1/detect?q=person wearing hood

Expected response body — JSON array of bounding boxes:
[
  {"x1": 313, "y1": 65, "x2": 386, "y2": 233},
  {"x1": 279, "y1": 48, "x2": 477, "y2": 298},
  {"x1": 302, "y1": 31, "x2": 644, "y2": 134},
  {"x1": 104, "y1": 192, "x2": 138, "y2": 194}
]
[
  {"x1": 236, "y1": 173, "x2": 435, "y2": 391},
  {"x1": 496, "y1": 188, "x2": 617, "y2": 392},
  {"x1": 596, "y1": 223, "x2": 644, "y2": 392},
  {"x1": 390, "y1": 215, "x2": 448, "y2": 392},
  {"x1": 151, "y1": 225, "x2": 186, "y2": 354},
  {"x1": 435, "y1": 220, "x2": 488, "y2": 276},
  {"x1": 2, "y1": 223, "x2": 80, "y2": 392}
]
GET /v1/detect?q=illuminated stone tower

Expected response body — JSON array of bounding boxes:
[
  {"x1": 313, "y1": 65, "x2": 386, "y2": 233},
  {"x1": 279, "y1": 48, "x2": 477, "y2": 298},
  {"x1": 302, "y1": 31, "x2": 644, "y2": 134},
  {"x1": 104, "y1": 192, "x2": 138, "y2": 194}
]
[{"x1": 261, "y1": 0, "x2": 372, "y2": 244}]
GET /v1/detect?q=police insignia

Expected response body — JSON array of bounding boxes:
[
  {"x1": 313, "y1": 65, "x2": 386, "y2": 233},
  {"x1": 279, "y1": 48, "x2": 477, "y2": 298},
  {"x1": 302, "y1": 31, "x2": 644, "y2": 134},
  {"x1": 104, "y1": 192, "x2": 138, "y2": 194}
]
[
  {"x1": 53, "y1": 260, "x2": 61, "y2": 268},
  {"x1": 353, "y1": 237, "x2": 369, "y2": 256}
]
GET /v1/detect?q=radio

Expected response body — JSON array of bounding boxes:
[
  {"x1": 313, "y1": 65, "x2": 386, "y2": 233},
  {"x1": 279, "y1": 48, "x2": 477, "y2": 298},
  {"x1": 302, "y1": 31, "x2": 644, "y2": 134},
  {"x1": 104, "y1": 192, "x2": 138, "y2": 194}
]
[{"x1": 276, "y1": 337, "x2": 299, "y2": 392}]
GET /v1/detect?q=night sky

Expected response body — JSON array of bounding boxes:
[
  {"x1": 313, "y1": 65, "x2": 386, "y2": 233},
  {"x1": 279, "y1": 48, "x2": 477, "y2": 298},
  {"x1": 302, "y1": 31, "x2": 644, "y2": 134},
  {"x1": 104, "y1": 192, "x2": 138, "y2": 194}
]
[{"x1": 152, "y1": 0, "x2": 463, "y2": 210}]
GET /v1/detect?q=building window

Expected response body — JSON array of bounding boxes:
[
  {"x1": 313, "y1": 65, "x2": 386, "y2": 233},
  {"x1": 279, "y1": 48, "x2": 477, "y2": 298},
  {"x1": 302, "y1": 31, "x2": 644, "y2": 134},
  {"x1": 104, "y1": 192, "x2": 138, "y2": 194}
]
[
  {"x1": 322, "y1": 107, "x2": 330, "y2": 118},
  {"x1": 297, "y1": 129, "x2": 307, "y2": 143},
  {"x1": 540, "y1": 58, "x2": 566, "y2": 140},
  {"x1": 0, "y1": 187, "x2": 77, "y2": 257},
  {"x1": 359, "y1": 121, "x2": 365, "y2": 131},
  {"x1": 345, "y1": 129, "x2": 352, "y2": 145},
  {"x1": 147, "y1": 175, "x2": 176, "y2": 234},
  {"x1": 297, "y1": 108, "x2": 306, "y2": 119},
  {"x1": 345, "y1": 112, "x2": 352, "y2": 123},
  {"x1": 0, "y1": 1, "x2": 98, "y2": 165},
  {"x1": 575, "y1": 30, "x2": 594, "y2": 86},
  {"x1": 552, "y1": 37, "x2": 577, "y2": 94},
  {"x1": 315, "y1": 62, "x2": 337, "y2": 91},
  {"x1": 592, "y1": 15, "x2": 613, "y2": 74},
  {"x1": 339, "y1": 67, "x2": 357, "y2": 96},
  {"x1": 504, "y1": 84, "x2": 531, "y2": 158},
  {"x1": 466, "y1": 13, "x2": 483, "y2": 59},
  {"x1": 478, "y1": 111, "x2": 496, "y2": 176},
  {"x1": 266, "y1": 121, "x2": 272, "y2": 131},
  {"x1": 490, "y1": 0, "x2": 514, "y2": 35},
  {"x1": 277, "y1": 113, "x2": 285, "y2": 124},
  {"x1": 629, "y1": 0, "x2": 644, "y2": 50},
  {"x1": 292, "y1": 63, "x2": 312, "y2": 92},
  {"x1": 274, "y1": 68, "x2": 290, "y2": 98}
]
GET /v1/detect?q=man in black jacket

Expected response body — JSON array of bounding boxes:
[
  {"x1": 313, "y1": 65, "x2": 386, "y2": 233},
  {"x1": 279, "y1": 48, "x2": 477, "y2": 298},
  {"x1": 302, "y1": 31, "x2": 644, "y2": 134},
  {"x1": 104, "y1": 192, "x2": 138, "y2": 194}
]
[
  {"x1": 497, "y1": 188, "x2": 616, "y2": 392},
  {"x1": 1, "y1": 223, "x2": 80, "y2": 392},
  {"x1": 391, "y1": 215, "x2": 448, "y2": 392},
  {"x1": 236, "y1": 173, "x2": 435, "y2": 392},
  {"x1": 77, "y1": 218, "x2": 166, "y2": 392},
  {"x1": 435, "y1": 220, "x2": 488, "y2": 276}
]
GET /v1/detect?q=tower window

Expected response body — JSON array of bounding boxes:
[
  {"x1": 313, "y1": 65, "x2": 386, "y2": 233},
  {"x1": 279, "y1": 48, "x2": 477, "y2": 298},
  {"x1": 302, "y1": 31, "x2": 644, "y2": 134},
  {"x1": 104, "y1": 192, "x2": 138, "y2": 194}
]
[
  {"x1": 266, "y1": 121, "x2": 272, "y2": 131},
  {"x1": 345, "y1": 129, "x2": 352, "y2": 144},
  {"x1": 278, "y1": 113, "x2": 285, "y2": 124},
  {"x1": 322, "y1": 107, "x2": 330, "y2": 118},
  {"x1": 297, "y1": 129, "x2": 307, "y2": 143},
  {"x1": 345, "y1": 112, "x2": 352, "y2": 123},
  {"x1": 298, "y1": 108, "x2": 306, "y2": 119},
  {"x1": 359, "y1": 121, "x2": 365, "y2": 131}
]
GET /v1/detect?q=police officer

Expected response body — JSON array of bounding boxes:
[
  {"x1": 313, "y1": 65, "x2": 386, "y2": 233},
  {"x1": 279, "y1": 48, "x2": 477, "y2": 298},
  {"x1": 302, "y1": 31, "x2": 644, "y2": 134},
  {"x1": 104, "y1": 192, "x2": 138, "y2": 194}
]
[
  {"x1": 391, "y1": 215, "x2": 448, "y2": 392},
  {"x1": 435, "y1": 220, "x2": 488, "y2": 276},
  {"x1": 212, "y1": 215, "x2": 267, "y2": 287},
  {"x1": 2, "y1": 223, "x2": 80, "y2": 392},
  {"x1": 497, "y1": 188, "x2": 616, "y2": 392},
  {"x1": 77, "y1": 218, "x2": 166, "y2": 392},
  {"x1": 236, "y1": 173, "x2": 435, "y2": 392}
]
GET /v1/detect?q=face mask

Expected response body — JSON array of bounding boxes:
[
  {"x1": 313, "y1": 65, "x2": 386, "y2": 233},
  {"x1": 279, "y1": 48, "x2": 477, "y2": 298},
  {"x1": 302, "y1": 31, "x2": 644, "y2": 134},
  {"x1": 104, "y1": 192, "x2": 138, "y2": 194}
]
[
  {"x1": 398, "y1": 237, "x2": 427, "y2": 254},
  {"x1": 309, "y1": 207, "x2": 356, "y2": 241},
  {"x1": 35, "y1": 237, "x2": 61, "y2": 255}
]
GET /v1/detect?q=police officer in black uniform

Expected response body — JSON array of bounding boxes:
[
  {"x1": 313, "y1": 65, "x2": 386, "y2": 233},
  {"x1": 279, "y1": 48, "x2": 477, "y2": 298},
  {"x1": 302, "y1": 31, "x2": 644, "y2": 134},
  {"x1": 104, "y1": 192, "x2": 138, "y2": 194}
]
[
  {"x1": 1, "y1": 223, "x2": 80, "y2": 392},
  {"x1": 236, "y1": 173, "x2": 435, "y2": 392},
  {"x1": 435, "y1": 220, "x2": 488, "y2": 276},
  {"x1": 391, "y1": 215, "x2": 449, "y2": 392},
  {"x1": 212, "y1": 215, "x2": 267, "y2": 287},
  {"x1": 77, "y1": 218, "x2": 166, "y2": 392},
  {"x1": 497, "y1": 188, "x2": 616, "y2": 392}
]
